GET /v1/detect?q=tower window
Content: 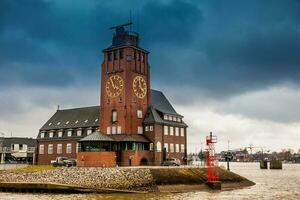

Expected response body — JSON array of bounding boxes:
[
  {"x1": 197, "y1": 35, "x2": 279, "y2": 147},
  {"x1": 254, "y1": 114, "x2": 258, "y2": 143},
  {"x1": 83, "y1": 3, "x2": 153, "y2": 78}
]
[
  {"x1": 137, "y1": 110, "x2": 143, "y2": 118},
  {"x1": 108, "y1": 52, "x2": 112, "y2": 61},
  {"x1": 133, "y1": 50, "x2": 136, "y2": 60},
  {"x1": 138, "y1": 126, "x2": 143, "y2": 134},
  {"x1": 138, "y1": 52, "x2": 141, "y2": 61},
  {"x1": 119, "y1": 49, "x2": 124, "y2": 59},
  {"x1": 112, "y1": 110, "x2": 117, "y2": 122},
  {"x1": 113, "y1": 50, "x2": 118, "y2": 60}
]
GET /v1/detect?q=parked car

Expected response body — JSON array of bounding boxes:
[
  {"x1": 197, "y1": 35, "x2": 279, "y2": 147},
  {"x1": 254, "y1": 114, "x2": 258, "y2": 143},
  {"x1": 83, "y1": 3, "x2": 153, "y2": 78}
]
[
  {"x1": 162, "y1": 158, "x2": 181, "y2": 166},
  {"x1": 65, "y1": 159, "x2": 77, "y2": 167},
  {"x1": 51, "y1": 157, "x2": 68, "y2": 167}
]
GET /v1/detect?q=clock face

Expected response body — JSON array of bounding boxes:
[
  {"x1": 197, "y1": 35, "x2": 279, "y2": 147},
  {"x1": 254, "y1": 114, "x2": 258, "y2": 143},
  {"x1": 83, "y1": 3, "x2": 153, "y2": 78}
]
[
  {"x1": 133, "y1": 76, "x2": 147, "y2": 99},
  {"x1": 106, "y1": 75, "x2": 124, "y2": 98}
]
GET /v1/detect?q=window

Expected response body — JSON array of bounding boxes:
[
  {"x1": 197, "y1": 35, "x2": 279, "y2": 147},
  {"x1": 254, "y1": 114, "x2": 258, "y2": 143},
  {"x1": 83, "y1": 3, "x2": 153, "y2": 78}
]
[
  {"x1": 48, "y1": 144, "x2": 53, "y2": 154},
  {"x1": 170, "y1": 127, "x2": 174, "y2": 136},
  {"x1": 181, "y1": 144, "x2": 185, "y2": 153},
  {"x1": 58, "y1": 131, "x2": 63, "y2": 138},
  {"x1": 57, "y1": 122, "x2": 61, "y2": 125},
  {"x1": 67, "y1": 130, "x2": 72, "y2": 137},
  {"x1": 77, "y1": 130, "x2": 82, "y2": 136},
  {"x1": 141, "y1": 53, "x2": 144, "y2": 62},
  {"x1": 87, "y1": 129, "x2": 92, "y2": 135},
  {"x1": 156, "y1": 142, "x2": 162, "y2": 152},
  {"x1": 84, "y1": 119, "x2": 88, "y2": 123},
  {"x1": 173, "y1": 117, "x2": 177, "y2": 122},
  {"x1": 138, "y1": 52, "x2": 141, "y2": 61},
  {"x1": 49, "y1": 132, "x2": 54, "y2": 138},
  {"x1": 180, "y1": 128, "x2": 185, "y2": 137},
  {"x1": 150, "y1": 143, "x2": 154, "y2": 151},
  {"x1": 126, "y1": 54, "x2": 132, "y2": 61},
  {"x1": 175, "y1": 144, "x2": 179, "y2": 153},
  {"x1": 40, "y1": 132, "x2": 45, "y2": 138},
  {"x1": 177, "y1": 118, "x2": 181, "y2": 122},
  {"x1": 112, "y1": 126, "x2": 116, "y2": 134},
  {"x1": 175, "y1": 127, "x2": 179, "y2": 136},
  {"x1": 119, "y1": 49, "x2": 124, "y2": 59},
  {"x1": 112, "y1": 110, "x2": 117, "y2": 122},
  {"x1": 164, "y1": 126, "x2": 169, "y2": 135},
  {"x1": 170, "y1": 144, "x2": 174, "y2": 152},
  {"x1": 76, "y1": 143, "x2": 80, "y2": 153},
  {"x1": 57, "y1": 144, "x2": 62, "y2": 154},
  {"x1": 145, "y1": 126, "x2": 149, "y2": 131},
  {"x1": 164, "y1": 115, "x2": 168, "y2": 120},
  {"x1": 138, "y1": 126, "x2": 143, "y2": 134},
  {"x1": 150, "y1": 126, "x2": 153, "y2": 131},
  {"x1": 168, "y1": 115, "x2": 172, "y2": 121},
  {"x1": 108, "y1": 52, "x2": 112, "y2": 61},
  {"x1": 66, "y1": 121, "x2": 69, "y2": 125},
  {"x1": 107, "y1": 127, "x2": 111, "y2": 134},
  {"x1": 66, "y1": 143, "x2": 72, "y2": 154},
  {"x1": 113, "y1": 50, "x2": 118, "y2": 60},
  {"x1": 137, "y1": 110, "x2": 143, "y2": 118},
  {"x1": 39, "y1": 145, "x2": 44, "y2": 154},
  {"x1": 117, "y1": 126, "x2": 122, "y2": 134},
  {"x1": 164, "y1": 143, "x2": 168, "y2": 152}
]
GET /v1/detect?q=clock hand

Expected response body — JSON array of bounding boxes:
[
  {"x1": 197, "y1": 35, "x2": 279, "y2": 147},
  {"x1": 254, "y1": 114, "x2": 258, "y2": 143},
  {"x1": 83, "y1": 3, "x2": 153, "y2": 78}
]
[{"x1": 110, "y1": 79, "x2": 117, "y2": 89}]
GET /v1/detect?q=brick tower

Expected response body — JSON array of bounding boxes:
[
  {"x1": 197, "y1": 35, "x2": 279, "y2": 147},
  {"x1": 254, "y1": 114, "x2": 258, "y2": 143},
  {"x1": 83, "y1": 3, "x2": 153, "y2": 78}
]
[{"x1": 100, "y1": 23, "x2": 151, "y2": 135}]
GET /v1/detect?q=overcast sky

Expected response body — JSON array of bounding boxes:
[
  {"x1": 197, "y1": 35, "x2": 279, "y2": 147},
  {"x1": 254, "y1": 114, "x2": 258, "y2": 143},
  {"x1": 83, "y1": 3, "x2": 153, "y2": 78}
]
[{"x1": 1, "y1": 0, "x2": 300, "y2": 153}]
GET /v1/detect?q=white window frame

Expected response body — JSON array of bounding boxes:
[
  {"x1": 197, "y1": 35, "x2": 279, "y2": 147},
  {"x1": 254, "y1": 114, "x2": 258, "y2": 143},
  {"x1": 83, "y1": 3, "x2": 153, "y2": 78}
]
[
  {"x1": 49, "y1": 132, "x2": 54, "y2": 138},
  {"x1": 170, "y1": 143, "x2": 174, "y2": 153},
  {"x1": 164, "y1": 115, "x2": 168, "y2": 120},
  {"x1": 181, "y1": 144, "x2": 185, "y2": 153},
  {"x1": 137, "y1": 110, "x2": 143, "y2": 118},
  {"x1": 175, "y1": 127, "x2": 179, "y2": 136},
  {"x1": 168, "y1": 115, "x2": 172, "y2": 121},
  {"x1": 112, "y1": 126, "x2": 117, "y2": 134},
  {"x1": 145, "y1": 126, "x2": 149, "y2": 131},
  {"x1": 48, "y1": 144, "x2": 53, "y2": 154},
  {"x1": 170, "y1": 127, "x2": 174, "y2": 136},
  {"x1": 175, "y1": 144, "x2": 179, "y2": 153},
  {"x1": 180, "y1": 128, "x2": 185, "y2": 137},
  {"x1": 112, "y1": 110, "x2": 117, "y2": 122},
  {"x1": 138, "y1": 126, "x2": 143, "y2": 134},
  {"x1": 107, "y1": 127, "x2": 111, "y2": 134},
  {"x1": 39, "y1": 145, "x2": 44, "y2": 154},
  {"x1": 177, "y1": 118, "x2": 181, "y2": 122},
  {"x1": 40, "y1": 132, "x2": 45, "y2": 138},
  {"x1": 164, "y1": 125, "x2": 169, "y2": 135},
  {"x1": 77, "y1": 130, "x2": 82, "y2": 136},
  {"x1": 87, "y1": 129, "x2": 93, "y2": 135},
  {"x1": 66, "y1": 143, "x2": 72, "y2": 154},
  {"x1": 150, "y1": 143, "x2": 154, "y2": 151},
  {"x1": 164, "y1": 143, "x2": 168, "y2": 152},
  {"x1": 76, "y1": 143, "x2": 80, "y2": 153},
  {"x1": 117, "y1": 126, "x2": 122, "y2": 134},
  {"x1": 58, "y1": 131, "x2": 63, "y2": 138},
  {"x1": 57, "y1": 144, "x2": 62, "y2": 154},
  {"x1": 67, "y1": 130, "x2": 72, "y2": 137},
  {"x1": 156, "y1": 141, "x2": 162, "y2": 152},
  {"x1": 150, "y1": 126, "x2": 153, "y2": 131}
]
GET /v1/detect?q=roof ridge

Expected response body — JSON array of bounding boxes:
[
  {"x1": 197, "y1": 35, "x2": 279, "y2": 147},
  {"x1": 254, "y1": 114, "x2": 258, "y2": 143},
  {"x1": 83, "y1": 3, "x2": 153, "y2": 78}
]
[{"x1": 58, "y1": 105, "x2": 100, "y2": 111}]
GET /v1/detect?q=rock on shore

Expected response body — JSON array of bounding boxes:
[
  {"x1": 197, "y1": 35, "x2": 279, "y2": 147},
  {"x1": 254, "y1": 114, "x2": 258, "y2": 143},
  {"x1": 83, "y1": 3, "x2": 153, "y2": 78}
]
[{"x1": 0, "y1": 167, "x2": 255, "y2": 192}]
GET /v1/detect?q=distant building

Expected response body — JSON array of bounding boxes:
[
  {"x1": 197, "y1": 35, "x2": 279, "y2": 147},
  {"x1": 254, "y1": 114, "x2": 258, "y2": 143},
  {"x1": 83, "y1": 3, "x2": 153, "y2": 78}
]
[
  {"x1": 36, "y1": 23, "x2": 188, "y2": 166},
  {"x1": 0, "y1": 137, "x2": 36, "y2": 164}
]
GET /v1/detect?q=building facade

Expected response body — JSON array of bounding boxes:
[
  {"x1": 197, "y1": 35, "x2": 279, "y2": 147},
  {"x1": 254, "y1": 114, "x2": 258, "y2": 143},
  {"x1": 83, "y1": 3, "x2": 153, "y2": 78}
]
[{"x1": 36, "y1": 23, "x2": 188, "y2": 166}]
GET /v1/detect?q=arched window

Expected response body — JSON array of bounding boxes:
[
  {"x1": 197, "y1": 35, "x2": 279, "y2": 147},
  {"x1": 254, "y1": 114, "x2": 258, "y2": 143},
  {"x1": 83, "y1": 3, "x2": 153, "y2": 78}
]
[
  {"x1": 156, "y1": 141, "x2": 162, "y2": 152},
  {"x1": 112, "y1": 110, "x2": 117, "y2": 122}
]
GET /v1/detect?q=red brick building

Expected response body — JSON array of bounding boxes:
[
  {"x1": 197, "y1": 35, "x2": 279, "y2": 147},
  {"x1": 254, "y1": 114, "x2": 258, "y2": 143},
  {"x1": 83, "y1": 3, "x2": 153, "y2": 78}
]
[{"x1": 36, "y1": 23, "x2": 188, "y2": 166}]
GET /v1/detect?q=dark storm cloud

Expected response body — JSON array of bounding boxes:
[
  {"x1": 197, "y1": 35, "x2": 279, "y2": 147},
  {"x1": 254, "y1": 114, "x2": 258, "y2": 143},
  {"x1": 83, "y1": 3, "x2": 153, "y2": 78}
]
[{"x1": 1, "y1": 0, "x2": 300, "y2": 96}]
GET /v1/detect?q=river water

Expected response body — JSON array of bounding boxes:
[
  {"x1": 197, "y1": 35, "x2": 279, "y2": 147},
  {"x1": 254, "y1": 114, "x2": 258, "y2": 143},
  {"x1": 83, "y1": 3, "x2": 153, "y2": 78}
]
[{"x1": 0, "y1": 162, "x2": 299, "y2": 200}]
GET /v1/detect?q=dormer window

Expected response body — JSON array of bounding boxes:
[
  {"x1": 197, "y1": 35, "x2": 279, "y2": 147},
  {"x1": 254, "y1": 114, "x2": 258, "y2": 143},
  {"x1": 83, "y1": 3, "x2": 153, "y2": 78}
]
[
  {"x1": 49, "y1": 132, "x2": 54, "y2": 138},
  {"x1": 40, "y1": 132, "x2": 45, "y2": 138},
  {"x1": 164, "y1": 115, "x2": 168, "y2": 120},
  {"x1": 95, "y1": 118, "x2": 98, "y2": 122},
  {"x1": 48, "y1": 123, "x2": 52, "y2": 126},
  {"x1": 75, "y1": 120, "x2": 79, "y2": 124},
  {"x1": 177, "y1": 118, "x2": 181, "y2": 122},
  {"x1": 67, "y1": 130, "x2": 72, "y2": 137},
  {"x1": 58, "y1": 131, "x2": 63, "y2": 138},
  {"x1": 66, "y1": 121, "x2": 69, "y2": 125},
  {"x1": 168, "y1": 115, "x2": 172, "y2": 121},
  {"x1": 119, "y1": 49, "x2": 124, "y2": 59},
  {"x1": 57, "y1": 122, "x2": 61, "y2": 125},
  {"x1": 84, "y1": 120, "x2": 88, "y2": 123}
]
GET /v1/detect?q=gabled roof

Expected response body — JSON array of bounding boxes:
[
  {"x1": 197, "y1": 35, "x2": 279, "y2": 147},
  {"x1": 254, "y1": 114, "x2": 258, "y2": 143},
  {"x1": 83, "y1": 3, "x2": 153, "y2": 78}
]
[
  {"x1": 40, "y1": 106, "x2": 99, "y2": 131},
  {"x1": 151, "y1": 89, "x2": 182, "y2": 117},
  {"x1": 0, "y1": 137, "x2": 36, "y2": 147},
  {"x1": 80, "y1": 131, "x2": 113, "y2": 142}
]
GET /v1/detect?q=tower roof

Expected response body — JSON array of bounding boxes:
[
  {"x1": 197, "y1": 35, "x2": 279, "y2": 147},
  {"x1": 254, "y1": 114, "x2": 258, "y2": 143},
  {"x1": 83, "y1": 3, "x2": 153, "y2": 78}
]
[{"x1": 110, "y1": 22, "x2": 139, "y2": 47}]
